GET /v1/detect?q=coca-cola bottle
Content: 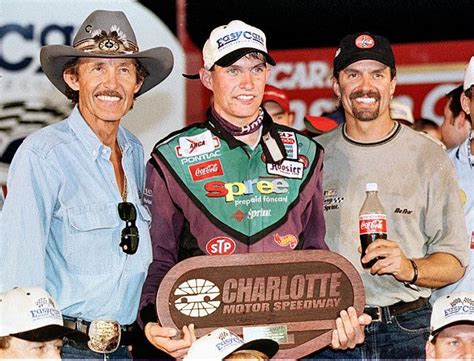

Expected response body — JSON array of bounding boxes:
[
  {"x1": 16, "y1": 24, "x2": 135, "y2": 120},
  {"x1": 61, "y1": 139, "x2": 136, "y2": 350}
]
[{"x1": 359, "y1": 183, "x2": 387, "y2": 269}]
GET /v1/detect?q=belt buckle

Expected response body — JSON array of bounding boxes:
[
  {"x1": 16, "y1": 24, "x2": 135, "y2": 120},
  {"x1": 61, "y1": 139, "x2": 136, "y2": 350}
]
[
  {"x1": 87, "y1": 320, "x2": 121, "y2": 353},
  {"x1": 369, "y1": 306, "x2": 383, "y2": 322}
]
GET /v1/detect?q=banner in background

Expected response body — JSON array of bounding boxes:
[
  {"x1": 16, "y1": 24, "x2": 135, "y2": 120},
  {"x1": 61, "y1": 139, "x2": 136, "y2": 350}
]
[
  {"x1": 185, "y1": 40, "x2": 474, "y2": 131},
  {"x1": 1, "y1": 0, "x2": 185, "y2": 186}
]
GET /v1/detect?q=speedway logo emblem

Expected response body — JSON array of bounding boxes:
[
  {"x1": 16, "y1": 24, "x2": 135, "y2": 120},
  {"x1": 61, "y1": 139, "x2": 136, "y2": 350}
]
[
  {"x1": 157, "y1": 251, "x2": 365, "y2": 359},
  {"x1": 176, "y1": 131, "x2": 220, "y2": 158},
  {"x1": 174, "y1": 279, "x2": 221, "y2": 317}
]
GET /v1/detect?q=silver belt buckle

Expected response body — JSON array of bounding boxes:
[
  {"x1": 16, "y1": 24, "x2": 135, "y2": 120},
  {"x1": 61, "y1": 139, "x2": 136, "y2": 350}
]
[{"x1": 87, "y1": 319, "x2": 121, "y2": 353}]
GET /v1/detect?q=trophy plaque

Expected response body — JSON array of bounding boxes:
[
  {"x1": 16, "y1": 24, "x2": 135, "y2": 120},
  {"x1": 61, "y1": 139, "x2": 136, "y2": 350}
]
[{"x1": 157, "y1": 250, "x2": 364, "y2": 358}]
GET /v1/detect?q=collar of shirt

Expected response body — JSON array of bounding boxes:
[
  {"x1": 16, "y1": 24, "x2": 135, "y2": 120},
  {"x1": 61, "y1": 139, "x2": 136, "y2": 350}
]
[
  {"x1": 455, "y1": 130, "x2": 474, "y2": 168},
  {"x1": 67, "y1": 106, "x2": 132, "y2": 160}
]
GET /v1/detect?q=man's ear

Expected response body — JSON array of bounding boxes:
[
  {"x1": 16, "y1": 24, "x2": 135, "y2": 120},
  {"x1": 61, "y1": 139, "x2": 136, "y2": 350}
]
[
  {"x1": 332, "y1": 76, "x2": 341, "y2": 99},
  {"x1": 425, "y1": 340, "x2": 436, "y2": 360},
  {"x1": 63, "y1": 71, "x2": 80, "y2": 91},
  {"x1": 461, "y1": 92, "x2": 471, "y2": 115},
  {"x1": 134, "y1": 78, "x2": 144, "y2": 95},
  {"x1": 199, "y1": 68, "x2": 213, "y2": 91}
]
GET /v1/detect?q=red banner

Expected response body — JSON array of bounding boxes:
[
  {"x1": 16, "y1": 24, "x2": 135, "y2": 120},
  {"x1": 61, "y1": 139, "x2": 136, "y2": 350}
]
[{"x1": 185, "y1": 40, "x2": 474, "y2": 130}]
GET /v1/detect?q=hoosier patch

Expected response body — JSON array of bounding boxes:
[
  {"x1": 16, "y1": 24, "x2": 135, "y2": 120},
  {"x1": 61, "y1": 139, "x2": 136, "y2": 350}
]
[{"x1": 267, "y1": 160, "x2": 303, "y2": 179}]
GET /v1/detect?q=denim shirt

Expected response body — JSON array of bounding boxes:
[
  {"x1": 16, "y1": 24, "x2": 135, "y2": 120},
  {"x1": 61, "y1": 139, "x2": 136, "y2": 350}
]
[
  {"x1": 0, "y1": 107, "x2": 152, "y2": 325},
  {"x1": 432, "y1": 132, "x2": 474, "y2": 301}
]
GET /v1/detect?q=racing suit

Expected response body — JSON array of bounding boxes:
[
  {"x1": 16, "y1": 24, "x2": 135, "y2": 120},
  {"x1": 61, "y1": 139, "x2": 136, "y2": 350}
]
[{"x1": 139, "y1": 110, "x2": 327, "y2": 324}]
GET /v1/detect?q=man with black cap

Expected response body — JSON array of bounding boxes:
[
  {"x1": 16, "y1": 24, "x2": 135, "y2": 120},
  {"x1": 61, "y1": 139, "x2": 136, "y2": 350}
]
[
  {"x1": 139, "y1": 20, "x2": 370, "y2": 358},
  {"x1": 312, "y1": 32, "x2": 469, "y2": 359},
  {"x1": 0, "y1": 287, "x2": 88, "y2": 359},
  {"x1": 0, "y1": 9, "x2": 173, "y2": 359}
]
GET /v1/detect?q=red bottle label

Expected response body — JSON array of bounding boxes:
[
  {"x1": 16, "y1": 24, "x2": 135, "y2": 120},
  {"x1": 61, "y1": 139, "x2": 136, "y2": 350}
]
[{"x1": 359, "y1": 214, "x2": 387, "y2": 234}]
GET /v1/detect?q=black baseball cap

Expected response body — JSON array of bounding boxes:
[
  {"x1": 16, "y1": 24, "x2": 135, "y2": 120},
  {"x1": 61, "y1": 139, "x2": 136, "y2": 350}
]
[{"x1": 333, "y1": 32, "x2": 395, "y2": 76}]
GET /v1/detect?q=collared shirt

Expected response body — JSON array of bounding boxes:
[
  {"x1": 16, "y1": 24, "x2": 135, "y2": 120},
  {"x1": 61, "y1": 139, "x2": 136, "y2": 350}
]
[
  {"x1": 0, "y1": 107, "x2": 152, "y2": 325},
  {"x1": 432, "y1": 131, "x2": 474, "y2": 300}
]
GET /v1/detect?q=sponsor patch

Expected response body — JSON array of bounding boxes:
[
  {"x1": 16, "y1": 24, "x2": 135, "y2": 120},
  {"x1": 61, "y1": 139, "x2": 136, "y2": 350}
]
[
  {"x1": 232, "y1": 210, "x2": 246, "y2": 222},
  {"x1": 274, "y1": 233, "x2": 298, "y2": 249},
  {"x1": 278, "y1": 131, "x2": 298, "y2": 159},
  {"x1": 206, "y1": 236, "x2": 236, "y2": 255},
  {"x1": 189, "y1": 159, "x2": 224, "y2": 181},
  {"x1": 355, "y1": 34, "x2": 375, "y2": 49},
  {"x1": 205, "y1": 178, "x2": 289, "y2": 202},
  {"x1": 297, "y1": 155, "x2": 309, "y2": 169},
  {"x1": 231, "y1": 209, "x2": 272, "y2": 222},
  {"x1": 176, "y1": 131, "x2": 220, "y2": 158},
  {"x1": 324, "y1": 189, "x2": 344, "y2": 212},
  {"x1": 267, "y1": 160, "x2": 304, "y2": 179}
]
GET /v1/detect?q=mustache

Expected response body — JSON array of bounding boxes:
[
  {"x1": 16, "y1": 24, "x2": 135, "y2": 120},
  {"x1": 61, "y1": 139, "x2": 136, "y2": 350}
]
[
  {"x1": 96, "y1": 90, "x2": 122, "y2": 99},
  {"x1": 349, "y1": 90, "x2": 380, "y2": 101}
]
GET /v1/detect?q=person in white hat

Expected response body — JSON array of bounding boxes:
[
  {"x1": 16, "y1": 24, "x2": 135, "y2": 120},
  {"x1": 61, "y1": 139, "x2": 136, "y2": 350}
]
[
  {"x1": 139, "y1": 19, "x2": 370, "y2": 358},
  {"x1": 389, "y1": 100, "x2": 414, "y2": 127},
  {"x1": 425, "y1": 291, "x2": 474, "y2": 360},
  {"x1": 0, "y1": 9, "x2": 173, "y2": 359},
  {"x1": 431, "y1": 58, "x2": 474, "y2": 305},
  {"x1": 183, "y1": 328, "x2": 278, "y2": 360},
  {"x1": 0, "y1": 287, "x2": 87, "y2": 359}
]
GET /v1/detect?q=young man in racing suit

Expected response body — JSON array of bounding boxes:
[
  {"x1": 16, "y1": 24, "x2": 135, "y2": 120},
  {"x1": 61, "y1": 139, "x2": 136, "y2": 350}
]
[{"x1": 139, "y1": 20, "x2": 371, "y2": 358}]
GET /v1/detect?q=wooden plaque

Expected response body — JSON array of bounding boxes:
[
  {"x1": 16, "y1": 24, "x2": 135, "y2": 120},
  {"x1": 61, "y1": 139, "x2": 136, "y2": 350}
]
[{"x1": 157, "y1": 250, "x2": 364, "y2": 359}]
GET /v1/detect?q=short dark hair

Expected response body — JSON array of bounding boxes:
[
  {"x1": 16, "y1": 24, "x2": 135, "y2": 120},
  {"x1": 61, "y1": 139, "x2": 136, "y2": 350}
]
[
  {"x1": 465, "y1": 86, "x2": 473, "y2": 100},
  {"x1": 63, "y1": 58, "x2": 149, "y2": 104},
  {"x1": 0, "y1": 336, "x2": 11, "y2": 350},
  {"x1": 447, "y1": 85, "x2": 465, "y2": 118}
]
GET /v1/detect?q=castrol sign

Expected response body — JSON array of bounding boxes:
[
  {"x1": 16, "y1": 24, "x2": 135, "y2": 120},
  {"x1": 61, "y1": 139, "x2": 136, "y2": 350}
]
[{"x1": 157, "y1": 250, "x2": 364, "y2": 358}]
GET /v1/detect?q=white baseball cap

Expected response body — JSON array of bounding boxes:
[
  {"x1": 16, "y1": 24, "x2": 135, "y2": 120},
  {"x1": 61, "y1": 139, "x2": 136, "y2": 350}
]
[
  {"x1": 183, "y1": 328, "x2": 279, "y2": 360},
  {"x1": 390, "y1": 100, "x2": 414, "y2": 124},
  {"x1": 463, "y1": 56, "x2": 474, "y2": 91},
  {"x1": 202, "y1": 20, "x2": 275, "y2": 70},
  {"x1": 0, "y1": 287, "x2": 88, "y2": 342},
  {"x1": 429, "y1": 291, "x2": 474, "y2": 340}
]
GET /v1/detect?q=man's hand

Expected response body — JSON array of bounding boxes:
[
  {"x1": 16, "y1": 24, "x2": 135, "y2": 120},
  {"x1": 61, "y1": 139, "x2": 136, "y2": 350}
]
[
  {"x1": 144, "y1": 322, "x2": 196, "y2": 358},
  {"x1": 330, "y1": 307, "x2": 371, "y2": 350},
  {"x1": 361, "y1": 239, "x2": 414, "y2": 282}
]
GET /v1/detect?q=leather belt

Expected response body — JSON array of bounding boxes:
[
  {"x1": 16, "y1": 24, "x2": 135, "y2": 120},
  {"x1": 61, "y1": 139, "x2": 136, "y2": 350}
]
[
  {"x1": 364, "y1": 297, "x2": 429, "y2": 322},
  {"x1": 63, "y1": 316, "x2": 135, "y2": 346}
]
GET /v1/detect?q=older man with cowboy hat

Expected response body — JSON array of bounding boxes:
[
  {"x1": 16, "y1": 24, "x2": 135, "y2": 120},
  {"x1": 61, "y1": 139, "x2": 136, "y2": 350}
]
[{"x1": 0, "y1": 9, "x2": 173, "y2": 359}]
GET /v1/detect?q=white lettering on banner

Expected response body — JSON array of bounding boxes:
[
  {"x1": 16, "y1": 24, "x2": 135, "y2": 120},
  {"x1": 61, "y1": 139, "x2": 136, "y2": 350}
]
[{"x1": 268, "y1": 61, "x2": 332, "y2": 89}]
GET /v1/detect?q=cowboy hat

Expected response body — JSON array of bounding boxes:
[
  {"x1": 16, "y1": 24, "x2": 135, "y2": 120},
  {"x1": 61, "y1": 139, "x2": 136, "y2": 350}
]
[{"x1": 40, "y1": 9, "x2": 174, "y2": 97}]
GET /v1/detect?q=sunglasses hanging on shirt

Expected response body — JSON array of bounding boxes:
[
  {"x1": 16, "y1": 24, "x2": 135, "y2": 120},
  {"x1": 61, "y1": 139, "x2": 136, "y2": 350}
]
[{"x1": 118, "y1": 202, "x2": 139, "y2": 255}]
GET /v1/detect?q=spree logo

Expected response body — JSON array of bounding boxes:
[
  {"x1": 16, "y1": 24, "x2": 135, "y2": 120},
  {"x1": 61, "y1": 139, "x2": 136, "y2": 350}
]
[{"x1": 205, "y1": 178, "x2": 289, "y2": 202}]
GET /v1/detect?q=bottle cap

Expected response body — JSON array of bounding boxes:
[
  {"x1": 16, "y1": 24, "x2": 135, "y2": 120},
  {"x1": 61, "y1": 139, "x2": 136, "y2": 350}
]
[{"x1": 365, "y1": 183, "x2": 378, "y2": 192}]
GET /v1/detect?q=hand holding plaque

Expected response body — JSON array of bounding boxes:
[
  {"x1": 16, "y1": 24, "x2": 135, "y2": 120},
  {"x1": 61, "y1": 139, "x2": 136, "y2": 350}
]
[{"x1": 156, "y1": 250, "x2": 366, "y2": 359}]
